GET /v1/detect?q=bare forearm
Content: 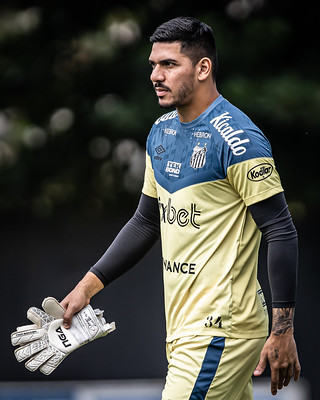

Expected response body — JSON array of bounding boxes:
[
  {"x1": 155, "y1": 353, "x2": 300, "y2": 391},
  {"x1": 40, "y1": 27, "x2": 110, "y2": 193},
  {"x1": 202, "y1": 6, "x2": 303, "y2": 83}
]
[
  {"x1": 74, "y1": 271, "x2": 104, "y2": 298},
  {"x1": 271, "y1": 307, "x2": 295, "y2": 336},
  {"x1": 254, "y1": 306, "x2": 301, "y2": 395}
]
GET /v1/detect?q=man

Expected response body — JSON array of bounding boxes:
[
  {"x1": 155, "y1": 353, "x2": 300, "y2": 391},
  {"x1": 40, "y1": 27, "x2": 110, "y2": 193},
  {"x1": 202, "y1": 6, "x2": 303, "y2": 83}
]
[{"x1": 61, "y1": 17, "x2": 300, "y2": 399}]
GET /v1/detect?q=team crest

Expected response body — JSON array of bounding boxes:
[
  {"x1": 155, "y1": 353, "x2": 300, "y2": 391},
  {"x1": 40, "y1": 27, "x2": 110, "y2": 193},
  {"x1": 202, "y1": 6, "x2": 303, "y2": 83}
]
[{"x1": 190, "y1": 144, "x2": 207, "y2": 170}]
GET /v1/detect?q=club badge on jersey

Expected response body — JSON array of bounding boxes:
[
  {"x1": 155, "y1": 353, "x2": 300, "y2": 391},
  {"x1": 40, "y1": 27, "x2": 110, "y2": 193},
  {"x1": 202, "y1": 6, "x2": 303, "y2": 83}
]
[{"x1": 190, "y1": 144, "x2": 207, "y2": 170}]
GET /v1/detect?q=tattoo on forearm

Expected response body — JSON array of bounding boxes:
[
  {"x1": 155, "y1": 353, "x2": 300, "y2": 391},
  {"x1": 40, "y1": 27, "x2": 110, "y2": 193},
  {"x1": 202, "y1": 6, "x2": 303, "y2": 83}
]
[{"x1": 271, "y1": 308, "x2": 294, "y2": 335}]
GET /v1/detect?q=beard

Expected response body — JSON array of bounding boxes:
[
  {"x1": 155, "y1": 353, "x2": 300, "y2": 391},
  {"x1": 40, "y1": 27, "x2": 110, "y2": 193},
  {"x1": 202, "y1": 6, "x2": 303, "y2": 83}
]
[{"x1": 156, "y1": 79, "x2": 195, "y2": 110}]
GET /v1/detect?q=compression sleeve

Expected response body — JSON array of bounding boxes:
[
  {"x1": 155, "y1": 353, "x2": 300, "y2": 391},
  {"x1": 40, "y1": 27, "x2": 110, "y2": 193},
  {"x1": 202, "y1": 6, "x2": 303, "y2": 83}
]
[
  {"x1": 90, "y1": 193, "x2": 160, "y2": 286},
  {"x1": 248, "y1": 192, "x2": 298, "y2": 308}
]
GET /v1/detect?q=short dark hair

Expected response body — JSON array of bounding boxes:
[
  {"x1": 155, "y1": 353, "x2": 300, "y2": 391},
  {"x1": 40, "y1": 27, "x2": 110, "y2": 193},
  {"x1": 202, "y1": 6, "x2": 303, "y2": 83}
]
[{"x1": 150, "y1": 17, "x2": 218, "y2": 81}]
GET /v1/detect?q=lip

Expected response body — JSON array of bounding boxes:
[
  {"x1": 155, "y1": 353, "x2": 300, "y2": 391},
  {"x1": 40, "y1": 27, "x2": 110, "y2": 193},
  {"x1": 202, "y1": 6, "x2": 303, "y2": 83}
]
[{"x1": 155, "y1": 88, "x2": 168, "y2": 97}]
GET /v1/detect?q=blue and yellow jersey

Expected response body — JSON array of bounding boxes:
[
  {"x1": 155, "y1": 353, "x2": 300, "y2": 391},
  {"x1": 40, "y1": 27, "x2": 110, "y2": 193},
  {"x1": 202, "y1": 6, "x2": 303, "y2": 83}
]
[{"x1": 142, "y1": 95, "x2": 283, "y2": 341}]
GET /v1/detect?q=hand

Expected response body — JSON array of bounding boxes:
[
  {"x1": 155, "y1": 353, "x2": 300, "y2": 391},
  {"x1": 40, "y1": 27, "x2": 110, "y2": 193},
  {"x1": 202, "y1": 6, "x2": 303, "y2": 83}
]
[
  {"x1": 60, "y1": 272, "x2": 104, "y2": 329},
  {"x1": 60, "y1": 287, "x2": 90, "y2": 329},
  {"x1": 11, "y1": 297, "x2": 115, "y2": 375},
  {"x1": 253, "y1": 308, "x2": 301, "y2": 396}
]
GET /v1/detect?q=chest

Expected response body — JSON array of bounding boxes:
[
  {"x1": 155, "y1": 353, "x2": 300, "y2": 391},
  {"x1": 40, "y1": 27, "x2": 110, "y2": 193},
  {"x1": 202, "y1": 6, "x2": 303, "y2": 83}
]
[{"x1": 149, "y1": 125, "x2": 225, "y2": 193}]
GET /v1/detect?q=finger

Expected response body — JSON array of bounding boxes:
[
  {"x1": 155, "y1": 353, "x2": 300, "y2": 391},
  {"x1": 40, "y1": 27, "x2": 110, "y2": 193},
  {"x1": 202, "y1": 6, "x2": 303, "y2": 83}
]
[
  {"x1": 253, "y1": 354, "x2": 267, "y2": 376},
  {"x1": 63, "y1": 304, "x2": 79, "y2": 329},
  {"x1": 25, "y1": 347, "x2": 54, "y2": 372},
  {"x1": 62, "y1": 296, "x2": 89, "y2": 329},
  {"x1": 27, "y1": 307, "x2": 54, "y2": 327},
  {"x1": 283, "y1": 366, "x2": 293, "y2": 387},
  {"x1": 11, "y1": 327, "x2": 46, "y2": 346},
  {"x1": 62, "y1": 312, "x2": 72, "y2": 329},
  {"x1": 42, "y1": 297, "x2": 65, "y2": 319},
  {"x1": 294, "y1": 359, "x2": 301, "y2": 382},
  {"x1": 40, "y1": 351, "x2": 66, "y2": 375},
  {"x1": 59, "y1": 298, "x2": 68, "y2": 310},
  {"x1": 14, "y1": 337, "x2": 48, "y2": 362},
  {"x1": 270, "y1": 368, "x2": 280, "y2": 396},
  {"x1": 277, "y1": 368, "x2": 286, "y2": 390}
]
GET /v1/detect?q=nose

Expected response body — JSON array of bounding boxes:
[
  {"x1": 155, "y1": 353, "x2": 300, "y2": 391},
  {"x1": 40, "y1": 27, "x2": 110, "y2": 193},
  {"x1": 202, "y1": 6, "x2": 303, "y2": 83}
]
[{"x1": 150, "y1": 65, "x2": 164, "y2": 83}]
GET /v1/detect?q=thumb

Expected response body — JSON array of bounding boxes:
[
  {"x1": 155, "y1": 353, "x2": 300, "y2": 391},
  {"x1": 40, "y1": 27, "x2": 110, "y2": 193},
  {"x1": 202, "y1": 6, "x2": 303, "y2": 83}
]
[
  {"x1": 63, "y1": 308, "x2": 73, "y2": 329},
  {"x1": 61, "y1": 299, "x2": 86, "y2": 329},
  {"x1": 254, "y1": 353, "x2": 267, "y2": 377}
]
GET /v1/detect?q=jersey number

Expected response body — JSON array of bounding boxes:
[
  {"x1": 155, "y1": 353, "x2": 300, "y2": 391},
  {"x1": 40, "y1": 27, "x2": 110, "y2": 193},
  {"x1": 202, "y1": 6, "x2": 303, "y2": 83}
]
[{"x1": 205, "y1": 316, "x2": 222, "y2": 328}]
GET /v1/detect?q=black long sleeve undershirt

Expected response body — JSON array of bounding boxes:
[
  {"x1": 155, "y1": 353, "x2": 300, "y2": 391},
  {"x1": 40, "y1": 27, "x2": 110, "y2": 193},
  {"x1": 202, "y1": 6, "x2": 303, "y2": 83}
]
[
  {"x1": 248, "y1": 192, "x2": 298, "y2": 307},
  {"x1": 90, "y1": 192, "x2": 298, "y2": 307},
  {"x1": 90, "y1": 194, "x2": 160, "y2": 285}
]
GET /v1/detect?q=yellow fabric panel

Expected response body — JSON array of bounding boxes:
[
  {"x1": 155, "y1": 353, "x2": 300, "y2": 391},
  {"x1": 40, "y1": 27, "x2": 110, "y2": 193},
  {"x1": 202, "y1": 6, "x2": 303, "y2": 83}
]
[
  {"x1": 157, "y1": 180, "x2": 269, "y2": 341},
  {"x1": 142, "y1": 152, "x2": 157, "y2": 199},
  {"x1": 227, "y1": 157, "x2": 283, "y2": 206}
]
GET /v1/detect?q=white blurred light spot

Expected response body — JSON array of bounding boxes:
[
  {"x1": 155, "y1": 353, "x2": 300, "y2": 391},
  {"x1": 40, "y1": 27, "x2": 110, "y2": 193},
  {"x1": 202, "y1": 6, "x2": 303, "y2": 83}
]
[
  {"x1": 226, "y1": 0, "x2": 264, "y2": 19},
  {"x1": 108, "y1": 19, "x2": 141, "y2": 46},
  {"x1": 49, "y1": 108, "x2": 74, "y2": 134},
  {"x1": 0, "y1": 141, "x2": 16, "y2": 167},
  {"x1": 89, "y1": 137, "x2": 111, "y2": 159},
  {"x1": 23, "y1": 126, "x2": 47, "y2": 148},
  {"x1": 113, "y1": 139, "x2": 145, "y2": 193},
  {"x1": 95, "y1": 94, "x2": 119, "y2": 118},
  {"x1": 113, "y1": 139, "x2": 139, "y2": 166},
  {"x1": 17, "y1": 7, "x2": 41, "y2": 33},
  {"x1": 0, "y1": 7, "x2": 41, "y2": 39}
]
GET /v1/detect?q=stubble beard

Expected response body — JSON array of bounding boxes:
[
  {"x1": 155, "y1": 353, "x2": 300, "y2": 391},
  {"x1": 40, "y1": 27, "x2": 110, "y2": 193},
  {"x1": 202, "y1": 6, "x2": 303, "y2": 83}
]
[{"x1": 158, "y1": 79, "x2": 195, "y2": 110}]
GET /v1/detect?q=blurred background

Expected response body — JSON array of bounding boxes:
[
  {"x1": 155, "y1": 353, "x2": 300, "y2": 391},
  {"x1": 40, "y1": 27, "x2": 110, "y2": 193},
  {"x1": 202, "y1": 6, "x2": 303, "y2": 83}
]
[{"x1": 0, "y1": 0, "x2": 318, "y2": 399}]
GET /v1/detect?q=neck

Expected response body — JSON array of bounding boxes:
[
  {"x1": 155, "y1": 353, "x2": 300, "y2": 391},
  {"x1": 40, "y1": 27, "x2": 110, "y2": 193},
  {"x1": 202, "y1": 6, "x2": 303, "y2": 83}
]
[{"x1": 177, "y1": 85, "x2": 220, "y2": 123}]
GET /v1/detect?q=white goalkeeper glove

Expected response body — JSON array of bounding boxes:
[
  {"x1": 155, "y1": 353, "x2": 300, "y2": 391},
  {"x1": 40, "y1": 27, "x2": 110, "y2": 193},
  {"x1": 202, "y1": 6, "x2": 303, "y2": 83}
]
[{"x1": 11, "y1": 297, "x2": 115, "y2": 375}]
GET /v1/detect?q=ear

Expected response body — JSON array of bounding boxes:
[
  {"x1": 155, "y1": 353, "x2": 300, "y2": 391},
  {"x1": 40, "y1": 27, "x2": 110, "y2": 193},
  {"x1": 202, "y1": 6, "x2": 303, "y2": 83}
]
[{"x1": 197, "y1": 57, "x2": 212, "y2": 81}]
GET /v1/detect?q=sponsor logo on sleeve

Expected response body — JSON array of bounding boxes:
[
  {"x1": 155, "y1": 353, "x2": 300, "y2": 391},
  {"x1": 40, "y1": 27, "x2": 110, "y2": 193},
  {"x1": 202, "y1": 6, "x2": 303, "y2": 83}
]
[
  {"x1": 210, "y1": 111, "x2": 250, "y2": 156},
  {"x1": 247, "y1": 163, "x2": 273, "y2": 181},
  {"x1": 155, "y1": 110, "x2": 178, "y2": 125}
]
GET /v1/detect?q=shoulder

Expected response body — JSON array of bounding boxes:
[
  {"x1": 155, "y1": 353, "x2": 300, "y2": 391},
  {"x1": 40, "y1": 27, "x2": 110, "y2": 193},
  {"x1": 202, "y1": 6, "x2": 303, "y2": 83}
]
[
  {"x1": 146, "y1": 110, "x2": 179, "y2": 154},
  {"x1": 153, "y1": 110, "x2": 179, "y2": 126},
  {"x1": 208, "y1": 98, "x2": 273, "y2": 164},
  {"x1": 147, "y1": 110, "x2": 179, "y2": 140}
]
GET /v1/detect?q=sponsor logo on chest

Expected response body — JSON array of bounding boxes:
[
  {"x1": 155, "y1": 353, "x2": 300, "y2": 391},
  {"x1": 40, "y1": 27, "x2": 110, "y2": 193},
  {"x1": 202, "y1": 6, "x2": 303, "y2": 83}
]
[
  {"x1": 154, "y1": 145, "x2": 165, "y2": 160},
  {"x1": 166, "y1": 160, "x2": 181, "y2": 177},
  {"x1": 158, "y1": 196, "x2": 201, "y2": 229}
]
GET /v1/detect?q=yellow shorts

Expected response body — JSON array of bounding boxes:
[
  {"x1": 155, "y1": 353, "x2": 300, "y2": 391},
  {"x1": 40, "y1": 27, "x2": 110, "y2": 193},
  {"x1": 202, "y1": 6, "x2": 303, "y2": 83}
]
[{"x1": 162, "y1": 335, "x2": 266, "y2": 400}]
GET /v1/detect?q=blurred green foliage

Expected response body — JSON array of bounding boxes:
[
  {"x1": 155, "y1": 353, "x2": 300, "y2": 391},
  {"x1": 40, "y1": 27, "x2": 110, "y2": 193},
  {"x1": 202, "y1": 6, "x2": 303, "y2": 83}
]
[{"x1": 0, "y1": 0, "x2": 318, "y2": 222}]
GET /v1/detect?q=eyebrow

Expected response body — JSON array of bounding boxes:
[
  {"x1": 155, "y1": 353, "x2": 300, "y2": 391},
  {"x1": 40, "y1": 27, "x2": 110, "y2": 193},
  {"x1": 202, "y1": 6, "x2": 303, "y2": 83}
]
[{"x1": 148, "y1": 58, "x2": 178, "y2": 65}]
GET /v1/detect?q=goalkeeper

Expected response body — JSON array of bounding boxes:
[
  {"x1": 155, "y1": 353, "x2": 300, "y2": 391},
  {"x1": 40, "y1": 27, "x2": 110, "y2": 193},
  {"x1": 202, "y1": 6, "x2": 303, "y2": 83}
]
[{"x1": 20, "y1": 17, "x2": 301, "y2": 400}]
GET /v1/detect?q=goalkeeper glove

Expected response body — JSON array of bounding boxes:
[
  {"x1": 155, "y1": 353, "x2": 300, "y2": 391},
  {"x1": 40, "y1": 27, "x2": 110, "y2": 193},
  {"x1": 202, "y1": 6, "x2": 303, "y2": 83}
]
[{"x1": 11, "y1": 297, "x2": 115, "y2": 375}]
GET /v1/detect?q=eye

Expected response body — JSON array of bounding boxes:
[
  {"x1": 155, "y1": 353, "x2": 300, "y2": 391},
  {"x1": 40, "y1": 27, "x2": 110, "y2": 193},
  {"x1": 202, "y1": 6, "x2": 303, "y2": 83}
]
[{"x1": 164, "y1": 61, "x2": 175, "y2": 67}]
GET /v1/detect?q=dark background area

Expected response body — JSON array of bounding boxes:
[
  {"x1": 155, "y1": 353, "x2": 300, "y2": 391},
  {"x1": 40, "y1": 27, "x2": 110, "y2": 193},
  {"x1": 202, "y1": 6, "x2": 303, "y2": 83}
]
[{"x1": 0, "y1": 1, "x2": 318, "y2": 399}]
